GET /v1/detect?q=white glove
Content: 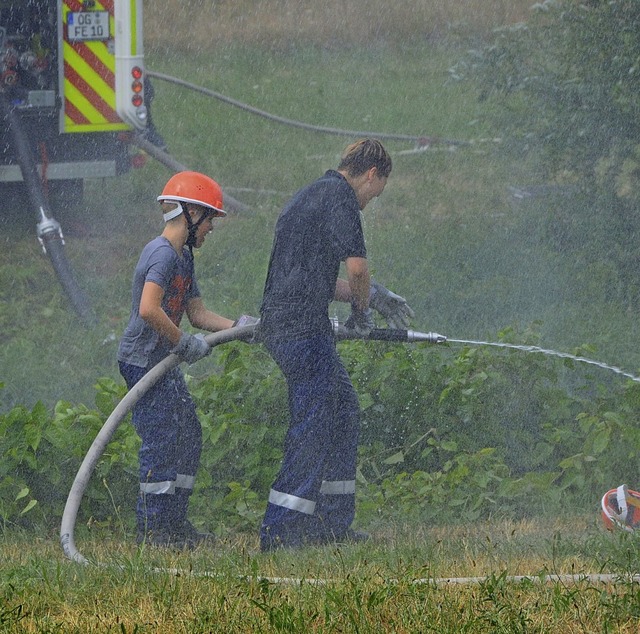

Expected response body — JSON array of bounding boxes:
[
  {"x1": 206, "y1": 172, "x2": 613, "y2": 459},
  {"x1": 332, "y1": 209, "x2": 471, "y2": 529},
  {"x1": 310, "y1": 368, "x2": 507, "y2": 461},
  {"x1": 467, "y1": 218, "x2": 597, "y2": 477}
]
[
  {"x1": 172, "y1": 332, "x2": 210, "y2": 364},
  {"x1": 233, "y1": 315, "x2": 261, "y2": 328},
  {"x1": 369, "y1": 280, "x2": 415, "y2": 329},
  {"x1": 344, "y1": 308, "x2": 375, "y2": 336}
]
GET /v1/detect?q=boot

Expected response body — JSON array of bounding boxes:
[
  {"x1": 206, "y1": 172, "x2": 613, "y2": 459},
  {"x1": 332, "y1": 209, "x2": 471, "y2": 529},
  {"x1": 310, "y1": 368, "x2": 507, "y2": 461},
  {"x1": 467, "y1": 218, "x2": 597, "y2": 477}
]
[
  {"x1": 172, "y1": 519, "x2": 216, "y2": 548},
  {"x1": 169, "y1": 489, "x2": 215, "y2": 548},
  {"x1": 136, "y1": 492, "x2": 176, "y2": 547}
]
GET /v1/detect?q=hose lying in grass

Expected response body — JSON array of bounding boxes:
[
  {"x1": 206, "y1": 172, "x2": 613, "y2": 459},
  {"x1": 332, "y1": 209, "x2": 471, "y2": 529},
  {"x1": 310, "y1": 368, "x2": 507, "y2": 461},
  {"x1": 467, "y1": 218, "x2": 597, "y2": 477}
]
[{"x1": 146, "y1": 69, "x2": 470, "y2": 148}]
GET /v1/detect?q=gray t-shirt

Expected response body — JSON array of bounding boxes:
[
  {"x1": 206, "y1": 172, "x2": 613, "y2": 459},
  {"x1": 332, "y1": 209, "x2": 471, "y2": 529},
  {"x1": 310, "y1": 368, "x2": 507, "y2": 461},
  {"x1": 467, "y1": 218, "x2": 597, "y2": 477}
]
[{"x1": 118, "y1": 236, "x2": 200, "y2": 368}]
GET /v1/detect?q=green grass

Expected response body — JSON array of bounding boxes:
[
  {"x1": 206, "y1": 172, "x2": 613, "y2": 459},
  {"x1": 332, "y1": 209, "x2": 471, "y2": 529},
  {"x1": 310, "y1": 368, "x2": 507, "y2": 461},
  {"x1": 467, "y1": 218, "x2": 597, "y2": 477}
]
[
  {"x1": 143, "y1": 0, "x2": 534, "y2": 52},
  {"x1": 3, "y1": 518, "x2": 640, "y2": 632}
]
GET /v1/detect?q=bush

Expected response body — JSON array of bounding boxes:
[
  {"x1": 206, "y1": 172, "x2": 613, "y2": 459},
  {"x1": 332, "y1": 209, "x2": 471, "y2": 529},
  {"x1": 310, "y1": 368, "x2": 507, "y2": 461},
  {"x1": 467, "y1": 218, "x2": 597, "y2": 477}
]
[{"x1": 0, "y1": 377, "x2": 136, "y2": 530}]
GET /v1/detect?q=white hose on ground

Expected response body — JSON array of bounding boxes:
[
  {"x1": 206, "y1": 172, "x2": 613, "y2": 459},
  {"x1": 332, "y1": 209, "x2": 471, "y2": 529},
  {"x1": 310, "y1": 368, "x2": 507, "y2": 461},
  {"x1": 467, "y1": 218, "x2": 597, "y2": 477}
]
[{"x1": 59, "y1": 324, "x2": 257, "y2": 564}]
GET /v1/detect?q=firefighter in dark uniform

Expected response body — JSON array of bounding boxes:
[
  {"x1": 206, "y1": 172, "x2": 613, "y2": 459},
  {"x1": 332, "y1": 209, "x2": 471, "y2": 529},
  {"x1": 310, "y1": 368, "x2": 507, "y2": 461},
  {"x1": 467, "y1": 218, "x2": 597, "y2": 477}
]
[{"x1": 259, "y1": 139, "x2": 415, "y2": 551}]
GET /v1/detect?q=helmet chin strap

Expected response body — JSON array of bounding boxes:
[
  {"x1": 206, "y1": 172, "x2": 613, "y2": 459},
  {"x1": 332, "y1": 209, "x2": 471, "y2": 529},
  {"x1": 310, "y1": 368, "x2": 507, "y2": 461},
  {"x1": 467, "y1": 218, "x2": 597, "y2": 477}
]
[
  {"x1": 163, "y1": 201, "x2": 211, "y2": 253},
  {"x1": 185, "y1": 211, "x2": 198, "y2": 250},
  {"x1": 184, "y1": 204, "x2": 212, "y2": 252}
]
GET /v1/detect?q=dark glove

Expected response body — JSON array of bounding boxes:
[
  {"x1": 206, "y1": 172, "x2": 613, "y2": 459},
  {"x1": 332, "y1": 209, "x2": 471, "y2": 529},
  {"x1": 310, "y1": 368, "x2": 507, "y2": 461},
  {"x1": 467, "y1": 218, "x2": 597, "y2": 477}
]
[
  {"x1": 232, "y1": 315, "x2": 261, "y2": 328},
  {"x1": 172, "y1": 332, "x2": 210, "y2": 364},
  {"x1": 369, "y1": 280, "x2": 415, "y2": 329},
  {"x1": 344, "y1": 307, "x2": 375, "y2": 336}
]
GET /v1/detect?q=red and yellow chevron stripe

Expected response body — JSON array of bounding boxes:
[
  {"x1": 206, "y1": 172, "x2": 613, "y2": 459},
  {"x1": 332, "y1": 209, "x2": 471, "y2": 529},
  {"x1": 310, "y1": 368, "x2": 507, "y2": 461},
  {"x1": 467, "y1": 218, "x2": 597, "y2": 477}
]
[{"x1": 62, "y1": 0, "x2": 128, "y2": 132}]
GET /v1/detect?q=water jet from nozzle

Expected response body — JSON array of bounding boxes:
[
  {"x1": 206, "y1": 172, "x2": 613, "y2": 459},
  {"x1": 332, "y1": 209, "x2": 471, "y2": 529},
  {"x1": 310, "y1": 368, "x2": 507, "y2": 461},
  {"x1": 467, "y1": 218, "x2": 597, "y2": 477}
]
[{"x1": 447, "y1": 338, "x2": 640, "y2": 383}]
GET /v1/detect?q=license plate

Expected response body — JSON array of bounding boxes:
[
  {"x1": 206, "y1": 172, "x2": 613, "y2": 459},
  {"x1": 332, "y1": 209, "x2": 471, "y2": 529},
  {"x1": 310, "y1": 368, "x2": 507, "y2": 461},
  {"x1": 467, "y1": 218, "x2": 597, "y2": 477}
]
[{"x1": 67, "y1": 11, "x2": 110, "y2": 42}]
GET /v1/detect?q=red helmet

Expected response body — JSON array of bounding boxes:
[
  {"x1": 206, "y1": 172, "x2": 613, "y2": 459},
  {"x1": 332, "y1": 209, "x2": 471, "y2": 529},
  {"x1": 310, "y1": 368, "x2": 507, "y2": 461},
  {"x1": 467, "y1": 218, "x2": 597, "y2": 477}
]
[
  {"x1": 601, "y1": 485, "x2": 640, "y2": 532},
  {"x1": 157, "y1": 171, "x2": 226, "y2": 218}
]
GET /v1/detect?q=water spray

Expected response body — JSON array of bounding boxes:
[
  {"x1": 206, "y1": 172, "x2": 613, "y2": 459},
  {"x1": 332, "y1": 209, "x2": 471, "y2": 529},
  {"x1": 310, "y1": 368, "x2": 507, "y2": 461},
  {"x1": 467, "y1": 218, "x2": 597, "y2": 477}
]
[{"x1": 447, "y1": 338, "x2": 640, "y2": 384}]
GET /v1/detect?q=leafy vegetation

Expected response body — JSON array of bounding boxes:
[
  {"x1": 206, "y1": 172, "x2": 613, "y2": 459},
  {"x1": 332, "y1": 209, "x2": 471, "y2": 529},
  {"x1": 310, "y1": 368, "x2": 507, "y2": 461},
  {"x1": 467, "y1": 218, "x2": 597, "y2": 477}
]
[
  {"x1": 453, "y1": 0, "x2": 640, "y2": 310},
  {"x1": 2, "y1": 329, "x2": 640, "y2": 536}
]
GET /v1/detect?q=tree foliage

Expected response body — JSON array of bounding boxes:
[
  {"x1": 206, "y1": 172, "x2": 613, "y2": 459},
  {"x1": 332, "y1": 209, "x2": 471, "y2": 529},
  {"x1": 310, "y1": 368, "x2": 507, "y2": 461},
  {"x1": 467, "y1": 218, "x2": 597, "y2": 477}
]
[
  {"x1": 457, "y1": 0, "x2": 640, "y2": 196},
  {"x1": 452, "y1": 0, "x2": 640, "y2": 309}
]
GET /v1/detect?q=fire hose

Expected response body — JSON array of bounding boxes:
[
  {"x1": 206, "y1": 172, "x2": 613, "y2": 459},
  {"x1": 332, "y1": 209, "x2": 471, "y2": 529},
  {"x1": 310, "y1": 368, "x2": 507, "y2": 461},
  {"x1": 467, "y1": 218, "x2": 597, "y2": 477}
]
[
  {"x1": 0, "y1": 90, "x2": 95, "y2": 325},
  {"x1": 59, "y1": 323, "x2": 446, "y2": 564},
  {"x1": 146, "y1": 70, "x2": 470, "y2": 148}
]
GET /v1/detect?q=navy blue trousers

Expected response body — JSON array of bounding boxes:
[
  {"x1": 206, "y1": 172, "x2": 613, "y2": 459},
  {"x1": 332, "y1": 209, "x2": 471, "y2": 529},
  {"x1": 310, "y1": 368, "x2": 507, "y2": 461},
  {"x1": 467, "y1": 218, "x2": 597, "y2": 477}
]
[
  {"x1": 260, "y1": 334, "x2": 360, "y2": 548},
  {"x1": 119, "y1": 362, "x2": 202, "y2": 533}
]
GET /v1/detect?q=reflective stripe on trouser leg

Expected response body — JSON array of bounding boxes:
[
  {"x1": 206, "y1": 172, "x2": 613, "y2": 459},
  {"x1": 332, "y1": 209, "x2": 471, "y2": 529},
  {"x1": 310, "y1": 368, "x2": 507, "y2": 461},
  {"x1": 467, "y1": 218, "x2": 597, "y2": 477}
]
[
  {"x1": 260, "y1": 334, "x2": 360, "y2": 546},
  {"x1": 138, "y1": 474, "x2": 194, "y2": 495},
  {"x1": 320, "y1": 480, "x2": 356, "y2": 495},
  {"x1": 268, "y1": 489, "x2": 316, "y2": 515},
  {"x1": 175, "y1": 473, "x2": 195, "y2": 491},
  {"x1": 140, "y1": 480, "x2": 176, "y2": 495}
]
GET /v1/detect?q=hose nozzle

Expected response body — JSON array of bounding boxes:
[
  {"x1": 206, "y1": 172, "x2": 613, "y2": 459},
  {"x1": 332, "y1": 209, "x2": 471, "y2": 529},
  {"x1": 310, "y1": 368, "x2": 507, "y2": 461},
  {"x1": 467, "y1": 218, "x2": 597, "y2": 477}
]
[
  {"x1": 407, "y1": 330, "x2": 447, "y2": 344},
  {"x1": 332, "y1": 321, "x2": 447, "y2": 344}
]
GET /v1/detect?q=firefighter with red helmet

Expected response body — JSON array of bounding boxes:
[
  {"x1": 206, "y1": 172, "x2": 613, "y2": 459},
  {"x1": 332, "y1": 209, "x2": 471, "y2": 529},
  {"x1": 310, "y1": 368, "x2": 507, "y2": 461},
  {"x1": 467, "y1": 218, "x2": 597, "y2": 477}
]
[{"x1": 117, "y1": 171, "x2": 256, "y2": 549}]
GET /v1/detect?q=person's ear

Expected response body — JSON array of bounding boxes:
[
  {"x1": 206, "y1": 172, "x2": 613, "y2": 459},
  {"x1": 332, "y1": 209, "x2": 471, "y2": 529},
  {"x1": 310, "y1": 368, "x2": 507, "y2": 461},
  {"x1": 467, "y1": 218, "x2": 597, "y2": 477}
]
[{"x1": 186, "y1": 205, "x2": 201, "y2": 221}]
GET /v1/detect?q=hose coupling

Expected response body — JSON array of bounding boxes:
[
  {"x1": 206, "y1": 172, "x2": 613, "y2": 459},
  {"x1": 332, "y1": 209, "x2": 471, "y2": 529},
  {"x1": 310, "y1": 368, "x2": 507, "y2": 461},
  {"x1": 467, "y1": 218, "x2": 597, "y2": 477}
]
[{"x1": 37, "y1": 212, "x2": 64, "y2": 253}]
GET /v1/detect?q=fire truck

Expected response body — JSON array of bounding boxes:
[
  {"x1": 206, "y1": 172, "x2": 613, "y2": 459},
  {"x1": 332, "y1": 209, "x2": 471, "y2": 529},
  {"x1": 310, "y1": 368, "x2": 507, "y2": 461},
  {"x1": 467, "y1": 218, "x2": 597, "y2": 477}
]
[{"x1": 0, "y1": 0, "x2": 147, "y2": 322}]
